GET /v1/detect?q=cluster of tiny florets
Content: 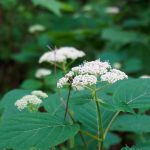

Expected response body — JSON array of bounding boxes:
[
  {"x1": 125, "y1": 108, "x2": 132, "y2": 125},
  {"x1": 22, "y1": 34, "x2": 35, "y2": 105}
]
[
  {"x1": 15, "y1": 90, "x2": 48, "y2": 111},
  {"x1": 57, "y1": 59, "x2": 128, "y2": 90},
  {"x1": 31, "y1": 90, "x2": 48, "y2": 98},
  {"x1": 35, "y1": 68, "x2": 51, "y2": 78},
  {"x1": 72, "y1": 74, "x2": 97, "y2": 90},
  {"x1": 140, "y1": 75, "x2": 150, "y2": 79},
  {"x1": 77, "y1": 60, "x2": 111, "y2": 75},
  {"x1": 105, "y1": 6, "x2": 120, "y2": 14},
  {"x1": 39, "y1": 47, "x2": 85, "y2": 64},
  {"x1": 101, "y1": 69, "x2": 128, "y2": 83}
]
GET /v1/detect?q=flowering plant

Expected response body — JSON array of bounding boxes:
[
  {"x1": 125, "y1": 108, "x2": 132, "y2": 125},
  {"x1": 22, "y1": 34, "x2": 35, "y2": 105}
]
[{"x1": 0, "y1": 47, "x2": 150, "y2": 150}]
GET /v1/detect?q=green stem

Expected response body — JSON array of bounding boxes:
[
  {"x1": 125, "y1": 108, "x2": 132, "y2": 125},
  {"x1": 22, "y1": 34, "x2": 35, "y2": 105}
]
[
  {"x1": 103, "y1": 111, "x2": 120, "y2": 140},
  {"x1": 66, "y1": 107, "x2": 88, "y2": 147},
  {"x1": 64, "y1": 85, "x2": 71, "y2": 120},
  {"x1": 80, "y1": 130, "x2": 102, "y2": 142},
  {"x1": 62, "y1": 62, "x2": 67, "y2": 73},
  {"x1": 94, "y1": 91, "x2": 104, "y2": 150},
  {"x1": 96, "y1": 83, "x2": 110, "y2": 92}
]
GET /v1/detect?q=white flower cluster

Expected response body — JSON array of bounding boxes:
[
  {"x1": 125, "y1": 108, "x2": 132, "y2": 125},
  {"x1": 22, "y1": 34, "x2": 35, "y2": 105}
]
[
  {"x1": 15, "y1": 90, "x2": 48, "y2": 111},
  {"x1": 35, "y1": 68, "x2": 51, "y2": 79},
  {"x1": 31, "y1": 90, "x2": 48, "y2": 98},
  {"x1": 140, "y1": 75, "x2": 150, "y2": 79},
  {"x1": 105, "y1": 6, "x2": 120, "y2": 14},
  {"x1": 28, "y1": 24, "x2": 45, "y2": 33},
  {"x1": 39, "y1": 47, "x2": 85, "y2": 64},
  {"x1": 72, "y1": 74, "x2": 97, "y2": 90},
  {"x1": 57, "y1": 59, "x2": 128, "y2": 90},
  {"x1": 101, "y1": 69, "x2": 128, "y2": 83},
  {"x1": 74, "y1": 60, "x2": 111, "y2": 75}
]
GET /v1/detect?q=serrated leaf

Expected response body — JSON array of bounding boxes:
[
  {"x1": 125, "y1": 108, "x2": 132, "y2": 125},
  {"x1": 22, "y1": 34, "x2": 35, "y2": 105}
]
[
  {"x1": 111, "y1": 114, "x2": 150, "y2": 133},
  {"x1": 0, "y1": 113, "x2": 80, "y2": 150},
  {"x1": 113, "y1": 79, "x2": 150, "y2": 111}
]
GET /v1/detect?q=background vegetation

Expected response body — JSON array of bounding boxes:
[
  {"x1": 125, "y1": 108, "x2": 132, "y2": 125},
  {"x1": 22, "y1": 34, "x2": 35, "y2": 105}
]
[{"x1": 0, "y1": 0, "x2": 150, "y2": 149}]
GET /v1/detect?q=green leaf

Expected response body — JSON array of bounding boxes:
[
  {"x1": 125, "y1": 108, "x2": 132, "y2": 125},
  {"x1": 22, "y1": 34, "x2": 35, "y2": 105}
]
[
  {"x1": 43, "y1": 90, "x2": 92, "y2": 115},
  {"x1": 104, "y1": 132, "x2": 121, "y2": 149},
  {"x1": 0, "y1": 89, "x2": 31, "y2": 119},
  {"x1": 12, "y1": 51, "x2": 39, "y2": 63},
  {"x1": 102, "y1": 28, "x2": 148, "y2": 44},
  {"x1": 111, "y1": 114, "x2": 150, "y2": 133},
  {"x1": 0, "y1": 0, "x2": 16, "y2": 8},
  {"x1": 0, "y1": 113, "x2": 80, "y2": 150},
  {"x1": 123, "y1": 58, "x2": 143, "y2": 73},
  {"x1": 121, "y1": 146, "x2": 149, "y2": 150},
  {"x1": 73, "y1": 101, "x2": 115, "y2": 135},
  {"x1": 32, "y1": 0, "x2": 62, "y2": 16},
  {"x1": 113, "y1": 79, "x2": 150, "y2": 111},
  {"x1": 20, "y1": 79, "x2": 42, "y2": 90}
]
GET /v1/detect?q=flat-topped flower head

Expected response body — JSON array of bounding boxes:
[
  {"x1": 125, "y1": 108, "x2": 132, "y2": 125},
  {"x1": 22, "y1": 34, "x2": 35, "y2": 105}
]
[
  {"x1": 78, "y1": 60, "x2": 111, "y2": 75},
  {"x1": 31, "y1": 90, "x2": 48, "y2": 98},
  {"x1": 15, "y1": 90, "x2": 48, "y2": 111},
  {"x1": 39, "y1": 50, "x2": 66, "y2": 63},
  {"x1": 39, "y1": 47, "x2": 85, "y2": 64},
  {"x1": 57, "y1": 77, "x2": 69, "y2": 88},
  {"x1": 35, "y1": 68, "x2": 51, "y2": 78},
  {"x1": 101, "y1": 69, "x2": 128, "y2": 83},
  {"x1": 105, "y1": 6, "x2": 120, "y2": 14},
  {"x1": 72, "y1": 74, "x2": 97, "y2": 90},
  {"x1": 28, "y1": 24, "x2": 45, "y2": 33},
  {"x1": 140, "y1": 75, "x2": 150, "y2": 79},
  {"x1": 23, "y1": 95, "x2": 42, "y2": 105},
  {"x1": 57, "y1": 59, "x2": 128, "y2": 90},
  {"x1": 15, "y1": 98, "x2": 28, "y2": 111}
]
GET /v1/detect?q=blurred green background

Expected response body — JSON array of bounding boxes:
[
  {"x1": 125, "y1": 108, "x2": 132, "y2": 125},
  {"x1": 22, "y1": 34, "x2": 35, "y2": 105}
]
[{"x1": 0, "y1": 0, "x2": 150, "y2": 97}]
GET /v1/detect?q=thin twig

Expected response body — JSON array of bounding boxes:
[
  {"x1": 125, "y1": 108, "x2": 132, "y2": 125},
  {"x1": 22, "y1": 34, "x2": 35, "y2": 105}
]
[
  {"x1": 64, "y1": 85, "x2": 72, "y2": 120},
  {"x1": 103, "y1": 111, "x2": 120, "y2": 139}
]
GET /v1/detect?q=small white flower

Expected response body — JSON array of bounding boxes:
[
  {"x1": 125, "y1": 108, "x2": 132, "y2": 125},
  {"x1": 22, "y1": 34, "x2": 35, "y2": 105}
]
[
  {"x1": 65, "y1": 71, "x2": 74, "y2": 78},
  {"x1": 31, "y1": 90, "x2": 48, "y2": 98},
  {"x1": 15, "y1": 91, "x2": 48, "y2": 111},
  {"x1": 15, "y1": 99, "x2": 28, "y2": 111},
  {"x1": 72, "y1": 66, "x2": 80, "y2": 72},
  {"x1": 39, "y1": 47, "x2": 85, "y2": 64},
  {"x1": 57, "y1": 77, "x2": 69, "y2": 88},
  {"x1": 28, "y1": 24, "x2": 45, "y2": 33},
  {"x1": 101, "y1": 69, "x2": 128, "y2": 83},
  {"x1": 140, "y1": 75, "x2": 150, "y2": 79},
  {"x1": 58, "y1": 47, "x2": 85, "y2": 60},
  {"x1": 22, "y1": 95, "x2": 42, "y2": 105},
  {"x1": 78, "y1": 60, "x2": 111, "y2": 75},
  {"x1": 72, "y1": 74, "x2": 97, "y2": 90},
  {"x1": 113, "y1": 62, "x2": 122, "y2": 69},
  {"x1": 105, "y1": 6, "x2": 120, "y2": 14},
  {"x1": 39, "y1": 50, "x2": 66, "y2": 63},
  {"x1": 35, "y1": 68, "x2": 51, "y2": 78}
]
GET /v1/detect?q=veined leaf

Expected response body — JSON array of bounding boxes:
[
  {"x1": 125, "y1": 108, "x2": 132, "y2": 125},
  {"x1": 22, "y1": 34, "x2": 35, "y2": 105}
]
[
  {"x1": 0, "y1": 113, "x2": 79, "y2": 150},
  {"x1": 113, "y1": 79, "x2": 150, "y2": 111},
  {"x1": 111, "y1": 114, "x2": 150, "y2": 133},
  {"x1": 73, "y1": 101, "x2": 115, "y2": 135},
  {"x1": 0, "y1": 89, "x2": 31, "y2": 119}
]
